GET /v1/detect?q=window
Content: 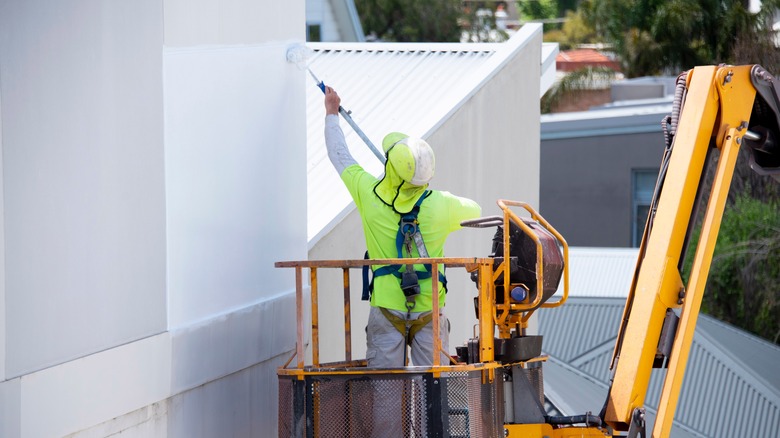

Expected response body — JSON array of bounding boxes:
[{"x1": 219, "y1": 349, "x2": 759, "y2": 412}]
[
  {"x1": 307, "y1": 23, "x2": 321, "y2": 42},
  {"x1": 632, "y1": 169, "x2": 658, "y2": 247}
]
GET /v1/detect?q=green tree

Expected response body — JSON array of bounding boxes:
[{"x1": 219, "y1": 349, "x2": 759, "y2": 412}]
[
  {"x1": 682, "y1": 195, "x2": 780, "y2": 344},
  {"x1": 544, "y1": 9, "x2": 601, "y2": 50},
  {"x1": 580, "y1": 0, "x2": 780, "y2": 77},
  {"x1": 354, "y1": 0, "x2": 463, "y2": 42},
  {"x1": 517, "y1": 0, "x2": 558, "y2": 21}
]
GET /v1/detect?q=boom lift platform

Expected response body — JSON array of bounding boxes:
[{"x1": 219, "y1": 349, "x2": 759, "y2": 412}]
[{"x1": 276, "y1": 64, "x2": 780, "y2": 437}]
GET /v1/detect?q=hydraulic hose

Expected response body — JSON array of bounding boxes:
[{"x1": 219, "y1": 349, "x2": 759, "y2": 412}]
[{"x1": 545, "y1": 414, "x2": 603, "y2": 427}]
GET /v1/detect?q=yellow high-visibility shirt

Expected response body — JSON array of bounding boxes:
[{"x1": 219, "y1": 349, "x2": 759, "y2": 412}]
[{"x1": 341, "y1": 164, "x2": 481, "y2": 312}]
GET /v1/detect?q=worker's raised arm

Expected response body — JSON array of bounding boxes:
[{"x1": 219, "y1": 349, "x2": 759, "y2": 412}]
[
  {"x1": 324, "y1": 86, "x2": 340, "y2": 115},
  {"x1": 323, "y1": 86, "x2": 358, "y2": 174}
]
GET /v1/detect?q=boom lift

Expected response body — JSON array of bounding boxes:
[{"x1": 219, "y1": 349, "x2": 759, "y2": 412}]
[{"x1": 276, "y1": 64, "x2": 780, "y2": 437}]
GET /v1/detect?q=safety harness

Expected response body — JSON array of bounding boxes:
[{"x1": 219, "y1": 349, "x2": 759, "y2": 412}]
[{"x1": 361, "y1": 190, "x2": 447, "y2": 364}]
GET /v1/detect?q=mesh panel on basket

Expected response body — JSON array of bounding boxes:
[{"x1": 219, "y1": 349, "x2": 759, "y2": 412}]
[
  {"x1": 524, "y1": 365, "x2": 544, "y2": 406},
  {"x1": 314, "y1": 375, "x2": 425, "y2": 438},
  {"x1": 279, "y1": 370, "x2": 504, "y2": 438},
  {"x1": 278, "y1": 377, "x2": 293, "y2": 438}
]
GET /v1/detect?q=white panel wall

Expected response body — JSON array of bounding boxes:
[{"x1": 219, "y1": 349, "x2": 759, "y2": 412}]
[
  {"x1": 1, "y1": 0, "x2": 308, "y2": 435},
  {"x1": 167, "y1": 355, "x2": 287, "y2": 437},
  {"x1": 0, "y1": 80, "x2": 5, "y2": 382},
  {"x1": 164, "y1": 0, "x2": 305, "y2": 46},
  {"x1": 0, "y1": 0, "x2": 167, "y2": 377},
  {"x1": 20, "y1": 333, "x2": 171, "y2": 438},
  {"x1": 0, "y1": 379, "x2": 20, "y2": 437},
  {"x1": 164, "y1": 43, "x2": 308, "y2": 329}
]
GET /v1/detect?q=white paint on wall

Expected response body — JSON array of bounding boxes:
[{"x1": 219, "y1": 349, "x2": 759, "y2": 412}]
[
  {"x1": 164, "y1": 0, "x2": 306, "y2": 46},
  {"x1": 0, "y1": 79, "x2": 5, "y2": 383},
  {"x1": 65, "y1": 402, "x2": 168, "y2": 438},
  {"x1": 164, "y1": 42, "x2": 308, "y2": 329},
  {"x1": 169, "y1": 292, "x2": 296, "y2": 394},
  {"x1": 167, "y1": 355, "x2": 287, "y2": 438},
  {"x1": 0, "y1": 378, "x2": 21, "y2": 438},
  {"x1": 0, "y1": 0, "x2": 167, "y2": 378},
  {"x1": 5, "y1": 291, "x2": 296, "y2": 438},
  {"x1": 0, "y1": 0, "x2": 309, "y2": 435},
  {"x1": 20, "y1": 333, "x2": 171, "y2": 438}
]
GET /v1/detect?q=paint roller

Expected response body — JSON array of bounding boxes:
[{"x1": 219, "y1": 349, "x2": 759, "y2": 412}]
[{"x1": 286, "y1": 43, "x2": 386, "y2": 164}]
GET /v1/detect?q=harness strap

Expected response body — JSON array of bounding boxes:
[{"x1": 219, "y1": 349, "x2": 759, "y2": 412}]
[
  {"x1": 362, "y1": 262, "x2": 448, "y2": 301},
  {"x1": 379, "y1": 307, "x2": 434, "y2": 344},
  {"x1": 361, "y1": 251, "x2": 372, "y2": 301},
  {"x1": 361, "y1": 190, "x2": 448, "y2": 300}
]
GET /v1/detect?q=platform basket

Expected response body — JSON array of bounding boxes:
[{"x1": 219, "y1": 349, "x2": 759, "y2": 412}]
[{"x1": 279, "y1": 369, "x2": 505, "y2": 438}]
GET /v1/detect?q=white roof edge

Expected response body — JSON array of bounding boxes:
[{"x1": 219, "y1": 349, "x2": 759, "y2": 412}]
[
  {"x1": 307, "y1": 41, "x2": 504, "y2": 52},
  {"x1": 421, "y1": 23, "x2": 544, "y2": 139},
  {"x1": 541, "y1": 43, "x2": 559, "y2": 97}
]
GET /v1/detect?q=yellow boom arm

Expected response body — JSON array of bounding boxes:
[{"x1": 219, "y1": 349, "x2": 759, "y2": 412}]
[{"x1": 604, "y1": 65, "x2": 779, "y2": 436}]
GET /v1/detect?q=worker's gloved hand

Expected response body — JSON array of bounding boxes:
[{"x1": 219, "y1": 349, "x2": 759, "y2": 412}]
[{"x1": 324, "y1": 86, "x2": 340, "y2": 115}]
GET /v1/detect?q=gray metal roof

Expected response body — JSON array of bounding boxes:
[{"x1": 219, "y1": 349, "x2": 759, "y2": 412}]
[
  {"x1": 554, "y1": 247, "x2": 640, "y2": 298},
  {"x1": 304, "y1": 25, "x2": 558, "y2": 244},
  {"x1": 539, "y1": 297, "x2": 780, "y2": 437},
  {"x1": 543, "y1": 357, "x2": 704, "y2": 438}
]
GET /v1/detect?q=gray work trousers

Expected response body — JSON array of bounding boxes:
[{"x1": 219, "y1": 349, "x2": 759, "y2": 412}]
[
  {"x1": 363, "y1": 306, "x2": 451, "y2": 438},
  {"x1": 366, "y1": 306, "x2": 450, "y2": 367}
]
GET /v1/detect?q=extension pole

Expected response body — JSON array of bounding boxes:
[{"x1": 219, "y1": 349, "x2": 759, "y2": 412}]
[
  {"x1": 308, "y1": 70, "x2": 386, "y2": 164},
  {"x1": 339, "y1": 107, "x2": 386, "y2": 164}
]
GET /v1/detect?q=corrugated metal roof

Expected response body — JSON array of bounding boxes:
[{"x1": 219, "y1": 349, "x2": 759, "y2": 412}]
[
  {"x1": 539, "y1": 297, "x2": 780, "y2": 437},
  {"x1": 543, "y1": 355, "x2": 609, "y2": 418},
  {"x1": 554, "y1": 246, "x2": 640, "y2": 298},
  {"x1": 543, "y1": 356, "x2": 704, "y2": 438},
  {"x1": 304, "y1": 25, "x2": 558, "y2": 244}
]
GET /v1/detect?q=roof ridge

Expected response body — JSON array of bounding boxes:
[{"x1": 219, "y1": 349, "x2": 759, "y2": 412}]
[
  {"x1": 699, "y1": 313, "x2": 780, "y2": 352},
  {"x1": 568, "y1": 337, "x2": 616, "y2": 367},
  {"x1": 695, "y1": 314, "x2": 780, "y2": 399},
  {"x1": 546, "y1": 355, "x2": 609, "y2": 389}
]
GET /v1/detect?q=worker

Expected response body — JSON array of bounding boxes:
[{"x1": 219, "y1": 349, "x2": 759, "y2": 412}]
[{"x1": 323, "y1": 86, "x2": 481, "y2": 367}]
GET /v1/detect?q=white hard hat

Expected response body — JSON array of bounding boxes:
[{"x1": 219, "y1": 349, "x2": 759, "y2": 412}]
[{"x1": 384, "y1": 135, "x2": 435, "y2": 186}]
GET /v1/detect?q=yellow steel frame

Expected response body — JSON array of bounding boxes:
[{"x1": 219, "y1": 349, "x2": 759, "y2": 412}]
[
  {"x1": 505, "y1": 424, "x2": 610, "y2": 437},
  {"x1": 276, "y1": 256, "x2": 489, "y2": 378},
  {"x1": 276, "y1": 201, "x2": 568, "y2": 378},
  {"x1": 604, "y1": 65, "x2": 758, "y2": 434}
]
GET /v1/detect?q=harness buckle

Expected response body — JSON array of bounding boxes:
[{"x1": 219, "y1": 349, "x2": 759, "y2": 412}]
[{"x1": 400, "y1": 270, "x2": 420, "y2": 298}]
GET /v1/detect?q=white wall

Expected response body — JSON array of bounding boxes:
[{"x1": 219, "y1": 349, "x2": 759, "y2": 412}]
[
  {"x1": 0, "y1": 0, "x2": 307, "y2": 436},
  {"x1": 0, "y1": 0, "x2": 167, "y2": 379},
  {"x1": 164, "y1": 43, "x2": 307, "y2": 329},
  {"x1": 164, "y1": 0, "x2": 301, "y2": 46},
  {"x1": 0, "y1": 81, "x2": 5, "y2": 384}
]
